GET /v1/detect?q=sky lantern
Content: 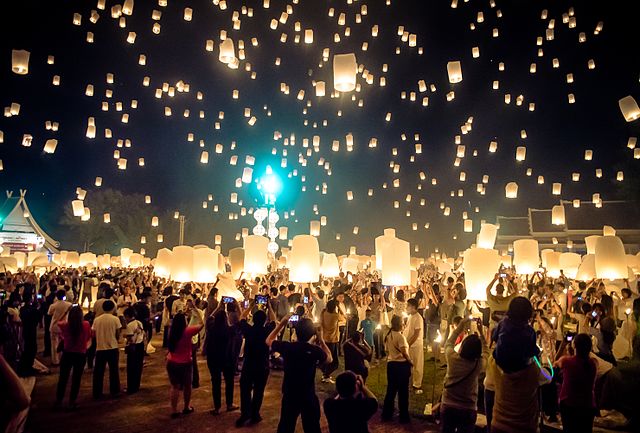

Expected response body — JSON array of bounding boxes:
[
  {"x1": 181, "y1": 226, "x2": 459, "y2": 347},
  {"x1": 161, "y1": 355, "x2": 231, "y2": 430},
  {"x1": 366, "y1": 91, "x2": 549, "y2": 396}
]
[
  {"x1": 243, "y1": 235, "x2": 269, "y2": 275},
  {"x1": 375, "y1": 228, "x2": 396, "y2": 270},
  {"x1": 192, "y1": 247, "x2": 219, "y2": 283},
  {"x1": 559, "y1": 252, "x2": 581, "y2": 279},
  {"x1": 595, "y1": 236, "x2": 627, "y2": 279},
  {"x1": 11, "y1": 49, "x2": 30, "y2": 75},
  {"x1": 477, "y1": 223, "x2": 498, "y2": 249},
  {"x1": 619, "y1": 96, "x2": 640, "y2": 122},
  {"x1": 551, "y1": 205, "x2": 565, "y2": 225},
  {"x1": 171, "y1": 246, "x2": 194, "y2": 282},
  {"x1": 381, "y1": 236, "x2": 410, "y2": 286},
  {"x1": 71, "y1": 200, "x2": 84, "y2": 217},
  {"x1": 513, "y1": 239, "x2": 539, "y2": 274},
  {"x1": 333, "y1": 53, "x2": 357, "y2": 92},
  {"x1": 289, "y1": 235, "x2": 320, "y2": 283},
  {"x1": 446, "y1": 61, "x2": 462, "y2": 83},
  {"x1": 463, "y1": 248, "x2": 500, "y2": 301},
  {"x1": 505, "y1": 182, "x2": 518, "y2": 198},
  {"x1": 219, "y1": 39, "x2": 235, "y2": 64},
  {"x1": 320, "y1": 253, "x2": 340, "y2": 277},
  {"x1": 585, "y1": 235, "x2": 601, "y2": 255}
]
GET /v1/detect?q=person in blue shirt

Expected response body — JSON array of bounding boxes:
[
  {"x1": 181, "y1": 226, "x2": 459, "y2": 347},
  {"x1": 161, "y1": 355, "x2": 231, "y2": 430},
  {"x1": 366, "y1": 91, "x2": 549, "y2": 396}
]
[{"x1": 359, "y1": 310, "x2": 375, "y2": 348}]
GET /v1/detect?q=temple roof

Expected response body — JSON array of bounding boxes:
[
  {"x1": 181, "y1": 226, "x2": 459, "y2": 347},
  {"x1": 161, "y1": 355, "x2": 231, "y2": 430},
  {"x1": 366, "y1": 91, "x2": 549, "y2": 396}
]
[{"x1": 0, "y1": 190, "x2": 59, "y2": 253}]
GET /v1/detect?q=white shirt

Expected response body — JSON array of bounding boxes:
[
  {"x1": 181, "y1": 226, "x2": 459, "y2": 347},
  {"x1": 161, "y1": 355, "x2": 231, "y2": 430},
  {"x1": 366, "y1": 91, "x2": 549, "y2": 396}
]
[
  {"x1": 385, "y1": 331, "x2": 409, "y2": 362},
  {"x1": 92, "y1": 313, "x2": 122, "y2": 351},
  {"x1": 125, "y1": 320, "x2": 145, "y2": 345},
  {"x1": 403, "y1": 312, "x2": 424, "y2": 347},
  {"x1": 117, "y1": 293, "x2": 138, "y2": 316},
  {"x1": 48, "y1": 300, "x2": 72, "y2": 332}
]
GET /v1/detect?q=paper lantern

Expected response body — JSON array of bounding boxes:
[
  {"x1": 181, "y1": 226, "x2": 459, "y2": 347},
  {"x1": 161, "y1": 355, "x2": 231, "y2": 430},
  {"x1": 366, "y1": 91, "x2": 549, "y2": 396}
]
[
  {"x1": 505, "y1": 182, "x2": 518, "y2": 198},
  {"x1": 463, "y1": 248, "x2": 500, "y2": 301},
  {"x1": 193, "y1": 248, "x2": 219, "y2": 283},
  {"x1": 289, "y1": 235, "x2": 320, "y2": 283},
  {"x1": 310, "y1": 220, "x2": 321, "y2": 236},
  {"x1": 43, "y1": 139, "x2": 58, "y2": 154},
  {"x1": 477, "y1": 224, "x2": 498, "y2": 249},
  {"x1": 575, "y1": 254, "x2": 596, "y2": 281},
  {"x1": 154, "y1": 248, "x2": 173, "y2": 278},
  {"x1": 228, "y1": 247, "x2": 244, "y2": 279},
  {"x1": 243, "y1": 235, "x2": 269, "y2": 274},
  {"x1": 375, "y1": 228, "x2": 396, "y2": 270},
  {"x1": 71, "y1": 200, "x2": 84, "y2": 217},
  {"x1": 595, "y1": 236, "x2": 627, "y2": 280},
  {"x1": 464, "y1": 219, "x2": 473, "y2": 232},
  {"x1": 545, "y1": 252, "x2": 562, "y2": 278},
  {"x1": 11, "y1": 49, "x2": 30, "y2": 75},
  {"x1": 320, "y1": 253, "x2": 340, "y2": 277},
  {"x1": 585, "y1": 235, "x2": 600, "y2": 255},
  {"x1": 171, "y1": 246, "x2": 194, "y2": 282},
  {"x1": 381, "y1": 237, "x2": 411, "y2": 286},
  {"x1": 341, "y1": 257, "x2": 359, "y2": 274},
  {"x1": 79, "y1": 252, "x2": 97, "y2": 267},
  {"x1": 219, "y1": 39, "x2": 235, "y2": 64},
  {"x1": 216, "y1": 273, "x2": 244, "y2": 300},
  {"x1": 559, "y1": 252, "x2": 581, "y2": 279},
  {"x1": 619, "y1": 96, "x2": 640, "y2": 122},
  {"x1": 447, "y1": 61, "x2": 462, "y2": 83},
  {"x1": 129, "y1": 253, "x2": 144, "y2": 268},
  {"x1": 552, "y1": 205, "x2": 565, "y2": 225},
  {"x1": 333, "y1": 53, "x2": 357, "y2": 92},
  {"x1": 515, "y1": 146, "x2": 526, "y2": 161},
  {"x1": 603, "y1": 225, "x2": 616, "y2": 236},
  {"x1": 552, "y1": 183, "x2": 562, "y2": 195},
  {"x1": 65, "y1": 252, "x2": 80, "y2": 268},
  {"x1": 513, "y1": 239, "x2": 539, "y2": 274}
]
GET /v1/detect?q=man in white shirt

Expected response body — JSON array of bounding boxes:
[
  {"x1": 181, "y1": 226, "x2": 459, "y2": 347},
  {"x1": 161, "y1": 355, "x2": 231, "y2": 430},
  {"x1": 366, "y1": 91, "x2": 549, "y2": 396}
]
[
  {"x1": 404, "y1": 298, "x2": 425, "y2": 393},
  {"x1": 47, "y1": 289, "x2": 72, "y2": 365},
  {"x1": 93, "y1": 287, "x2": 117, "y2": 318},
  {"x1": 92, "y1": 300, "x2": 122, "y2": 398}
]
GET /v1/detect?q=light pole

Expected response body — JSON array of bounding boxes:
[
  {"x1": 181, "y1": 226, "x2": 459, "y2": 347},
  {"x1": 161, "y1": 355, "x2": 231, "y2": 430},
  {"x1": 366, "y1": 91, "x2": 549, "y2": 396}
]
[
  {"x1": 178, "y1": 215, "x2": 186, "y2": 245},
  {"x1": 254, "y1": 166, "x2": 283, "y2": 254}
]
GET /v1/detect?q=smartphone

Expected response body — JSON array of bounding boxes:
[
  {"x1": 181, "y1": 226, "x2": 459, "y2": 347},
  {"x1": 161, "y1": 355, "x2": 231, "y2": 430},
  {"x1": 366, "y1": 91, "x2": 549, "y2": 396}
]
[
  {"x1": 289, "y1": 314, "x2": 300, "y2": 323},
  {"x1": 222, "y1": 296, "x2": 234, "y2": 304},
  {"x1": 499, "y1": 273, "x2": 507, "y2": 278},
  {"x1": 72, "y1": 303, "x2": 79, "y2": 307},
  {"x1": 244, "y1": 300, "x2": 249, "y2": 308},
  {"x1": 255, "y1": 295, "x2": 268, "y2": 305},
  {"x1": 37, "y1": 294, "x2": 43, "y2": 300},
  {"x1": 591, "y1": 311, "x2": 597, "y2": 317},
  {"x1": 566, "y1": 335, "x2": 574, "y2": 342},
  {"x1": 303, "y1": 296, "x2": 309, "y2": 304}
]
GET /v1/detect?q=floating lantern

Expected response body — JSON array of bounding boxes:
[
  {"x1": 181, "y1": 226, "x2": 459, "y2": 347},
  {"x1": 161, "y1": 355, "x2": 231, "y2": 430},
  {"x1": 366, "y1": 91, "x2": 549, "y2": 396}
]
[
  {"x1": 11, "y1": 49, "x2": 30, "y2": 75},
  {"x1": 505, "y1": 182, "x2": 518, "y2": 198},
  {"x1": 447, "y1": 61, "x2": 462, "y2": 83},
  {"x1": 551, "y1": 205, "x2": 565, "y2": 225},
  {"x1": 513, "y1": 239, "x2": 539, "y2": 274},
  {"x1": 171, "y1": 246, "x2": 194, "y2": 282},
  {"x1": 243, "y1": 235, "x2": 269, "y2": 274},
  {"x1": 559, "y1": 252, "x2": 581, "y2": 279},
  {"x1": 477, "y1": 223, "x2": 498, "y2": 249},
  {"x1": 619, "y1": 96, "x2": 640, "y2": 122},
  {"x1": 381, "y1": 237, "x2": 410, "y2": 286},
  {"x1": 333, "y1": 53, "x2": 357, "y2": 92},
  {"x1": 193, "y1": 248, "x2": 219, "y2": 283},
  {"x1": 595, "y1": 236, "x2": 627, "y2": 280},
  {"x1": 219, "y1": 39, "x2": 235, "y2": 64},
  {"x1": 320, "y1": 253, "x2": 340, "y2": 277},
  {"x1": 289, "y1": 235, "x2": 320, "y2": 282},
  {"x1": 463, "y1": 248, "x2": 500, "y2": 301}
]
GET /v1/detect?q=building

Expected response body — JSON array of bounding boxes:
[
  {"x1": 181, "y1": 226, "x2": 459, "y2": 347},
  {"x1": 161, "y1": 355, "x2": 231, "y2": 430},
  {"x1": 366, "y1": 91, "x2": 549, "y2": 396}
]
[
  {"x1": 495, "y1": 200, "x2": 640, "y2": 254},
  {"x1": 0, "y1": 190, "x2": 60, "y2": 254}
]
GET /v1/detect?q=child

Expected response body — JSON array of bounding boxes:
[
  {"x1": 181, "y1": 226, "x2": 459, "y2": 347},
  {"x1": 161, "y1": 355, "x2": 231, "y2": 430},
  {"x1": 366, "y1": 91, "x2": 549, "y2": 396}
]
[
  {"x1": 124, "y1": 306, "x2": 145, "y2": 394},
  {"x1": 359, "y1": 309, "x2": 375, "y2": 348},
  {"x1": 492, "y1": 297, "x2": 539, "y2": 373}
]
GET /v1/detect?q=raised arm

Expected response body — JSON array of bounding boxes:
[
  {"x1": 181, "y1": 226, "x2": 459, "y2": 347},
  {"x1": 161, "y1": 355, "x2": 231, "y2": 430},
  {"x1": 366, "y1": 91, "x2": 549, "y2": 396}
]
[{"x1": 266, "y1": 314, "x2": 290, "y2": 348}]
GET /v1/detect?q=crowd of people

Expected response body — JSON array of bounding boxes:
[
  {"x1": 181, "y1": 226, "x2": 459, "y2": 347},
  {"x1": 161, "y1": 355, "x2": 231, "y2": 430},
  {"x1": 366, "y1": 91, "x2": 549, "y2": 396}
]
[{"x1": 1, "y1": 262, "x2": 640, "y2": 433}]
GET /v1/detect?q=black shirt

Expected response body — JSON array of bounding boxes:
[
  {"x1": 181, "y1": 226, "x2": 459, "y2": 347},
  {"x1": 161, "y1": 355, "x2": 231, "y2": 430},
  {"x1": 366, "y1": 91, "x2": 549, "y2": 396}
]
[
  {"x1": 272, "y1": 340, "x2": 327, "y2": 397},
  {"x1": 323, "y1": 397, "x2": 378, "y2": 433},
  {"x1": 239, "y1": 319, "x2": 276, "y2": 371},
  {"x1": 343, "y1": 340, "x2": 370, "y2": 375},
  {"x1": 133, "y1": 301, "x2": 151, "y2": 323}
]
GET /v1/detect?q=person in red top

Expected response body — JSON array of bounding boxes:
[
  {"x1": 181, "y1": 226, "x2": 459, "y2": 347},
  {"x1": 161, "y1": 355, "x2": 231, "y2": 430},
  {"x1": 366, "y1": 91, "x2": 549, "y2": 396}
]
[
  {"x1": 554, "y1": 333, "x2": 597, "y2": 433},
  {"x1": 55, "y1": 305, "x2": 92, "y2": 408},
  {"x1": 166, "y1": 311, "x2": 203, "y2": 418}
]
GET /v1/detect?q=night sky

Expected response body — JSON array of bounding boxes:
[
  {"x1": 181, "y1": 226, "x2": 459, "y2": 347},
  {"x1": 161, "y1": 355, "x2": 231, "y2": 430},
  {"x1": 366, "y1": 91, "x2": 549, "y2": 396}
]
[{"x1": 0, "y1": 0, "x2": 638, "y2": 257}]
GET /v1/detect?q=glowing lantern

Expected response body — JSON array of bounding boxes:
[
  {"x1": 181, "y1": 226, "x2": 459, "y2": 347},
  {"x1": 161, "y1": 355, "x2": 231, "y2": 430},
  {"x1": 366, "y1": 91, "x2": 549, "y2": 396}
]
[
  {"x1": 546, "y1": 252, "x2": 562, "y2": 278},
  {"x1": 505, "y1": 182, "x2": 518, "y2": 198},
  {"x1": 559, "y1": 252, "x2": 581, "y2": 279},
  {"x1": 243, "y1": 235, "x2": 269, "y2": 274},
  {"x1": 219, "y1": 39, "x2": 235, "y2": 64},
  {"x1": 552, "y1": 205, "x2": 565, "y2": 225},
  {"x1": 513, "y1": 239, "x2": 539, "y2": 274},
  {"x1": 333, "y1": 53, "x2": 357, "y2": 92},
  {"x1": 477, "y1": 224, "x2": 498, "y2": 249},
  {"x1": 154, "y1": 248, "x2": 172, "y2": 278},
  {"x1": 576, "y1": 254, "x2": 596, "y2": 280},
  {"x1": 464, "y1": 219, "x2": 473, "y2": 232},
  {"x1": 229, "y1": 247, "x2": 244, "y2": 279},
  {"x1": 603, "y1": 226, "x2": 616, "y2": 236},
  {"x1": 103, "y1": 213, "x2": 110, "y2": 223},
  {"x1": 71, "y1": 200, "x2": 84, "y2": 217},
  {"x1": 375, "y1": 228, "x2": 396, "y2": 270},
  {"x1": 310, "y1": 220, "x2": 320, "y2": 236},
  {"x1": 171, "y1": 246, "x2": 194, "y2": 282},
  {"x1": 320, "y1": 253, "x2": 340, "y2": 277},
  {"x1": 381, "y1": 237, "x2": 411, "y2": 286},
  {"x1": 515, "y1": 146, "x2": 526, "y2": 161},
  {"x1": 11, "y1": 50, "x2": 30, "y2": 75},
  {"x1": 289, "y1": 235, "x2": 320, "y2": 282},
  {"x1": 193, "y1": 248, "x2": 219, "y2": 283},
  {"x1": 315, "y1": 81, "x2": 326, "y2": 96},
  {"x1": 447, "y1": 61, "x2": 462, "y2": 83},
  {"x1": 595, "y1": 236, "x2": 627, "y2": 280},
  {"x1": 552, "y1": 183, "x2": 562, "y2": 195},
  {"x1": 65, "y1": 252, "x2": 80, "y2": 268},
  {"x1": 619, "y1": 96, "x2": 640, "y2": 122},
  {"x1": 463, "y1": 248, "x2": 500, "y2": 301}
]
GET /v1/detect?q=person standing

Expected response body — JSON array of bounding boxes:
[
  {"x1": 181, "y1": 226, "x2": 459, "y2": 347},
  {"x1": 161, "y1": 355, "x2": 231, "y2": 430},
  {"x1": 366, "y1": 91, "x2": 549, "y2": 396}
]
[
  {"x1": 123, "y1": 307, "x2": 145, "y2": 394},
  {"x1": 323, "y1": 371, "x2": 378, "y2": 433},
  {"x1": 55, "y1": 305, "x2": 91, "y2": 408},
  {"x1": 91, "y1": 300, "x2": 122, "y2": 398},
  {"x1": 404, "y1": 298, "x2": 424, "y2": 394},
  {"x1": 266, "y1": 315, "x2": 332, "y2": 433},
  {"x1": 343, "y1": 331, "x2": 372, "y2": 382},
  {"x1": 554, "y1": 334, "x2": 597, "y2": 433},
  {"x1": 166, "y1": 311, "x2": 203, "y2": 418},
  {"x1": 18, "y1": 285, "x2": 42, "y2": 376},
  {"x1": 206, "y1": 307, "x2": 237, "y2": 414},
  {"x1": 236, "y1": 303, "x2": 276, "y2": 426},
  {"x1": 381, "y1": 315, "x2": 413, "y2": 423},
  {"x1": 440, "y1": 318, "x2": 488, "y2": 433},
  {"x1": 47, "y1": 289, "x2": 72, "y2": 365},
  {"x1": 321, "y1": 300, "x2": 341, "y2": 383}
]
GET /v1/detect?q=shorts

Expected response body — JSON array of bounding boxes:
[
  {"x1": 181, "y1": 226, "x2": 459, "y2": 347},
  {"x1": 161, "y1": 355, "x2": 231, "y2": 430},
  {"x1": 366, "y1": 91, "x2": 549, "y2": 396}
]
[{"x1": 166, "y1": 361, "x2": 192, "y2": 389}]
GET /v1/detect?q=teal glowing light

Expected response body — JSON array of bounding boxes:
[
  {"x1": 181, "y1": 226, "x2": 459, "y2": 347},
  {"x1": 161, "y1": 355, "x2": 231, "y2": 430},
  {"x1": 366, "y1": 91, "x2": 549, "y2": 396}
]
[{"x1": 257, "y1": 166, "x2": 282, "y2": 205}]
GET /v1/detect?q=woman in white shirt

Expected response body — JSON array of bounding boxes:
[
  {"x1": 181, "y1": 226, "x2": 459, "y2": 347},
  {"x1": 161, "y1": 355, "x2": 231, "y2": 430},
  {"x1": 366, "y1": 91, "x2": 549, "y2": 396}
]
[
  {"x1": 381, "y1": 315, "x2": 413, "y2": 423},
  {"x1": 117, "y1": 286, "x2": 138, "y2": 318}
]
